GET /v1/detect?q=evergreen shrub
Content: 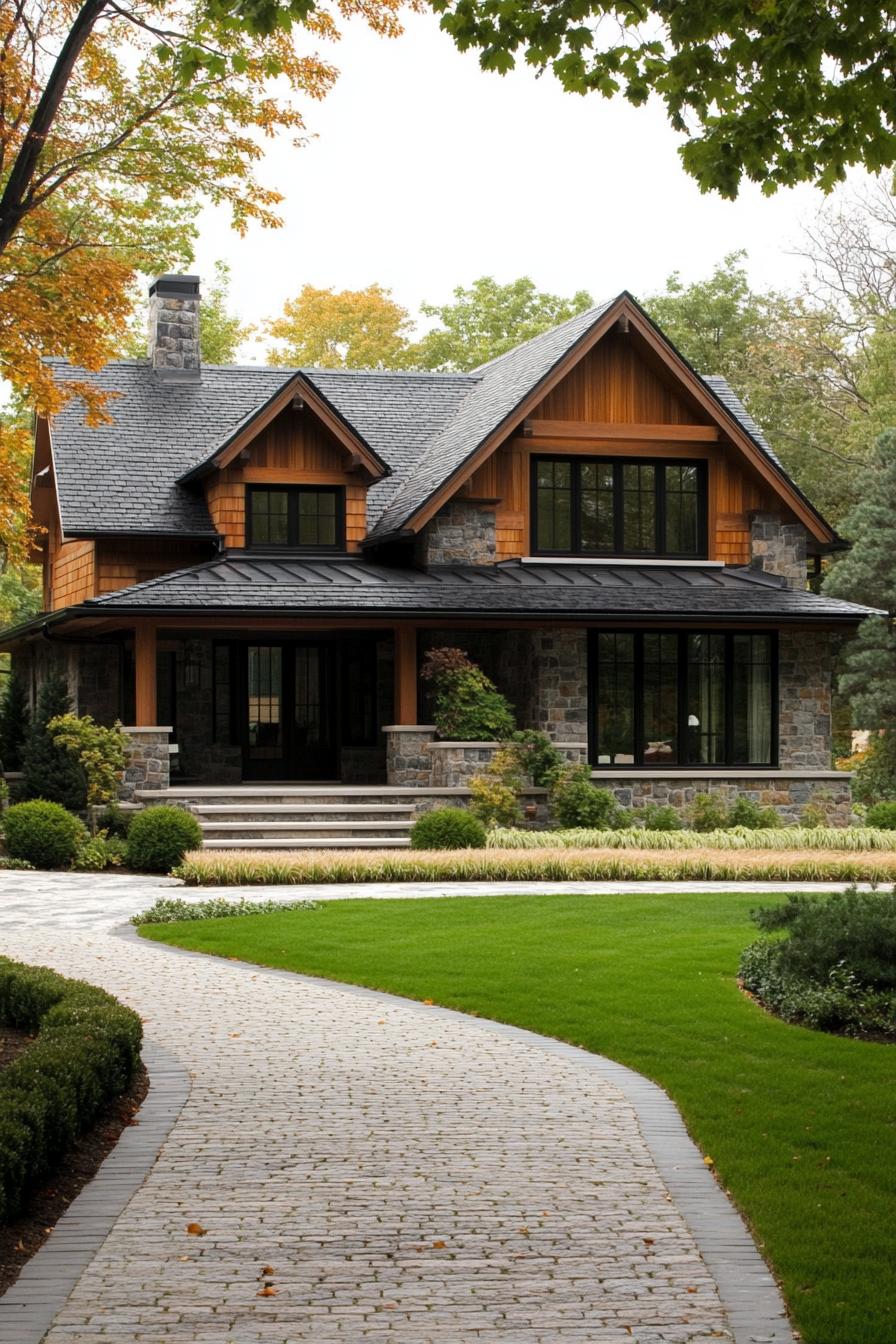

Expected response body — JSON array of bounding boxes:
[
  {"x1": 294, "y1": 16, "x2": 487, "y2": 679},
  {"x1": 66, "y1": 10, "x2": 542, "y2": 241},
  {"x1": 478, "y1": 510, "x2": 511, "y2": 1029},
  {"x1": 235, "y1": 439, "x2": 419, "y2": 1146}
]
[
  {"x1": 0, "y1": 672, "x2": 30, "y2": 771},
  {"x1": 729, "y1": 797, "x2": 782, "y2": 829},
  {"x1": 0, "y1": 958, "x2": 141, "y2": 1221},
  {"x1": 3, "y1": 800, "x2": 86, "y2": 869},
  {"x1": 126, "y1": 806, "x2": 202, "y2": 873},
  {"x1": 22, "y1": 674, "x2": 86, "y2": 811},
  {"x1": 550, "y1": 766, "x2": 628, "y2": 829},
  {"x1": 866, "y1": 800, "x2": 896, "y2": 830},
  {"x1": 740, "y1": 888, "x2": 896, "y2": 1037},
  {"x1": 687, "y1": 792, "x2": 730, "y2": 832},
  {"x1": 409, "y1": 807, "x2": 487, "y2": 850}
]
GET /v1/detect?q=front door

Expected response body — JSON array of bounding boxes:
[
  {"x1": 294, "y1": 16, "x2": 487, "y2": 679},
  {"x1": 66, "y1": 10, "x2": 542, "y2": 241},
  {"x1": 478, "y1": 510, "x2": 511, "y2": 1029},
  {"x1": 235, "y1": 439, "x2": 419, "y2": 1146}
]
[{"x1": 243, "y1": 643, "x2": 338, "y2": 780}]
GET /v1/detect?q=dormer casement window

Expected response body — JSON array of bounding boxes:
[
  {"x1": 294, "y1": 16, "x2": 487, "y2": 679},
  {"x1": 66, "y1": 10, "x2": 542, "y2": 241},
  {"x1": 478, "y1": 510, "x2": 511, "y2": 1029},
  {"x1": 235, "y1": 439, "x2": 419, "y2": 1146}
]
[
  {"x1": 532, "y1": 456, "x2": 707, "y2": 559},
  {"x1": 246, "y1": 485, "x2": 345, "y2": 551}
]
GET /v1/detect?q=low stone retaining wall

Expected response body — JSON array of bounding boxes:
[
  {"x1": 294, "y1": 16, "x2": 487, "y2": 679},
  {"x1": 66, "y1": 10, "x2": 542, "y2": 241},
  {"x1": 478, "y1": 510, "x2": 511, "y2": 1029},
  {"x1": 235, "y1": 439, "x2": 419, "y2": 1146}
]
[
  {"x1": 119, "y1": 727, "x2": 173, "y2": 801},
  {"x1": 590, "y1": 771, "x2": 853, "y2": 827},
  {"x1": 384, "y1": 727, "x2": 586, "y2": 789}
]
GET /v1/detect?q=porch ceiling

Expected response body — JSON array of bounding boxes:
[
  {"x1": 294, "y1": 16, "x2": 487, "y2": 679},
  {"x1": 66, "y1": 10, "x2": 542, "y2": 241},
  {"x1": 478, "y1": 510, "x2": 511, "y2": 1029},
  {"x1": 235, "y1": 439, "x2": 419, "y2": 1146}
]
[{"x1": 56, "y1": 555, "x2": 881, "y2": 625}]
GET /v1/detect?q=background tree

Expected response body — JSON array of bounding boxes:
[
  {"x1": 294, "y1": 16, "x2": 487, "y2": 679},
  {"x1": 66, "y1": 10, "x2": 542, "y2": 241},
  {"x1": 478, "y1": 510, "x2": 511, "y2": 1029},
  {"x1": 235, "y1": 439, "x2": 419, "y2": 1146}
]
[
  {"x1": 414, "y1": 276, "x2": 594, "y2": 371},
  {"x1": 121, "y1": 261, "x2": 253, "y2": 365},
  {"x1": 0, "y1": 0, "x2": 405, "y2": 417},
  {"x1": 430, "y1": 0, "x2": 896, "y2": 197},
  {"x1": 643, "y1": 255, "x2": 864, "y2": 525},
  {"x1": 22, "y1": 672, "x2": 86, "y2": 810},
  {"x1": 265, "y1": 284, "x2": 414, "y2": 368}
]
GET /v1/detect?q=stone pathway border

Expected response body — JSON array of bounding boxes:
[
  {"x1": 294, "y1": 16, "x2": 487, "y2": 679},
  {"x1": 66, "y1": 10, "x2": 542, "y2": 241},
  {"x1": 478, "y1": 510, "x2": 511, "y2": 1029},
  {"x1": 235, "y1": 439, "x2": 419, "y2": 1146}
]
[{"x1": 0, "y1": 1041, "x2": 191, "y2": 1344}]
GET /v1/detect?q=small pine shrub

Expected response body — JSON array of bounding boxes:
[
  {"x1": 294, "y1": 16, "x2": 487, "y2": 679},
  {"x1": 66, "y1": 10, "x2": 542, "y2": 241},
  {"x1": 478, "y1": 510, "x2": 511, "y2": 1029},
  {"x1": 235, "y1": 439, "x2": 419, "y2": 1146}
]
[
  {"x1": 409, "y1": 807, "x2": 487, "y2": 850},
  {"x1": 22, "y1": 673, "x2": 86, "y2": 811},
  {"x1": 126, "y1": 806, "x2": 202, "y2": 873},
  {"x1": 852, "y1": 731, "x2": 896, "y2": 805},
  {"x1": 687, "y1": 792, "x2": 730, "y2": 832},
  {"x1": 866, "y1": 800, "x2": 896, "y2": 830},
  {"x1": 0, "y1": 672, "x2": 30, "y2": 771},
  {"x1": 420, "y1": 647, "x2": 515, "y2": 741},
  {"x1": 3, "y1": 800, "x2": 86, "y2": 869},
  {"x1": 550, "y1": 766, "x2": 628, "y2": 829},
  {"x1": 729, "y1": 797, "x2": 782, "y2": 829}
]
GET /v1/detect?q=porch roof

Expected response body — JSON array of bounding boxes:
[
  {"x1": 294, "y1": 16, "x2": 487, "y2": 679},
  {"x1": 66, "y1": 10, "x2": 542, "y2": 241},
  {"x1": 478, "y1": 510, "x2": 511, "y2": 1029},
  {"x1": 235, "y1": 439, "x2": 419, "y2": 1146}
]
[{"x1": 61, "y1": 555, "x2": 880, "y2": 624}]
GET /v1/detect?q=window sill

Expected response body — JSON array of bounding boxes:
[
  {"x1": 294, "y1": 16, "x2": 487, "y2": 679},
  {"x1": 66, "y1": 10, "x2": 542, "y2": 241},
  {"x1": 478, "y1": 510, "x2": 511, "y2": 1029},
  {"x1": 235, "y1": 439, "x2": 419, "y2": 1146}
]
[
  {"x1": 522, "y1": 555, "x2": 722, "y2": 567},
  {"x1": 589, "y1": 768, "x2": 851, "y2": 780}
]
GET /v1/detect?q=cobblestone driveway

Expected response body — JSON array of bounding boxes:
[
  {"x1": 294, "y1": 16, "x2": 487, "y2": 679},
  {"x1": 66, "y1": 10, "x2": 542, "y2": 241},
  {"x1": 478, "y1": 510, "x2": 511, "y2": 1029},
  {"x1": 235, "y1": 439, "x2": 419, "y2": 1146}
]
[{"x1": 0, "y1": 874, "x2": 793, "y2": 1343}]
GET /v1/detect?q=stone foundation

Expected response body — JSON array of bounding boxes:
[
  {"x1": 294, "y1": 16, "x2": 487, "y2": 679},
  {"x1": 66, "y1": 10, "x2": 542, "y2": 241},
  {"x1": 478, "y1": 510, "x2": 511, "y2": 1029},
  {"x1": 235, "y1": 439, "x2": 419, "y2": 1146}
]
[
  {"x1": 750, "y1": 514, "x2": 807, "y2": 590},
  {"x1": 384, "y1": 726, "x2": 437, "y2": 788},
  {"x1": 588, "y1": 772, "x2": 852, "y2": 827}
]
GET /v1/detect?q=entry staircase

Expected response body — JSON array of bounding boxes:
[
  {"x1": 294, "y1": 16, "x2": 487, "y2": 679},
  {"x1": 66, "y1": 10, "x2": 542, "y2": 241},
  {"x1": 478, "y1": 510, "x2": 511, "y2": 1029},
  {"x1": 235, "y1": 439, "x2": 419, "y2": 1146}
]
[{"x1": 133, "y1": 785, "x2": 432, "y2": 849}]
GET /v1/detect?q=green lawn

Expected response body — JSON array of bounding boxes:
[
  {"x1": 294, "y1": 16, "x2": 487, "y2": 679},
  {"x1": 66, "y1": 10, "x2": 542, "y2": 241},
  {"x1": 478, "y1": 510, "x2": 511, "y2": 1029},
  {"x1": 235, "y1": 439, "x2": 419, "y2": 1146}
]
[{"x1": 142, "y1": 891, "x2": 896, "y2": 1344}]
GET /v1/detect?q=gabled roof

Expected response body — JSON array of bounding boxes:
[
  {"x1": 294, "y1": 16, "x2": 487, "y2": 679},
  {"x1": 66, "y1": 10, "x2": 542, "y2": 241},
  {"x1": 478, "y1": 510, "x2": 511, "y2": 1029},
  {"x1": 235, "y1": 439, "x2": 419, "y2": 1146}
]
[
  {"x1": 42, "y1": 293, "x2": 837, "y2": 545},
  {"x1": 70, "y1": 554, "x2": 878, "y2": 623}
]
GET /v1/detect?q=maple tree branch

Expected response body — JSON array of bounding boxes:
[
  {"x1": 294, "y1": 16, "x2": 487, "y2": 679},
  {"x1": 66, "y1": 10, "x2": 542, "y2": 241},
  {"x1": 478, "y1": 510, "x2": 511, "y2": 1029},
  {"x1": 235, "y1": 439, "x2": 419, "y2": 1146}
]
[{"x1": 0, "y1": 0, "x2": 110, "y2": 255}]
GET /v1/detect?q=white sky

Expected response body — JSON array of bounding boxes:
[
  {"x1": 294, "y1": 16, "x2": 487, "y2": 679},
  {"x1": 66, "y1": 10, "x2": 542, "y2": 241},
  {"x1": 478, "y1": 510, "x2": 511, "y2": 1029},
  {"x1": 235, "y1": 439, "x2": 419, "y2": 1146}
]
[{"x1": 193, "y1": 8, "x2": 858, "y2": 359}]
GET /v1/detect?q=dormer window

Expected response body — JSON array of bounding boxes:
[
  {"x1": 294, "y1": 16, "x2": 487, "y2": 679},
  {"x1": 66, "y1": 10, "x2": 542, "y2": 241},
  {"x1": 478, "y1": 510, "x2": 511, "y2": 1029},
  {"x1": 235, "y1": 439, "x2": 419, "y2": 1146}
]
[
  {"x1": 247, "y1": 485, "x2": 344, "y2": 550},
  {"x1": 532, "y1": 456, "x2": 707, "y2": 558}
]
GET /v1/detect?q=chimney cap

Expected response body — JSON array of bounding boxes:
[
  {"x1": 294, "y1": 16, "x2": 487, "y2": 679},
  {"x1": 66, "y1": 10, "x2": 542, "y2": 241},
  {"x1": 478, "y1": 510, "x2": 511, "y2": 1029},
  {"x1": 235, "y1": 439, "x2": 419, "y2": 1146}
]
[{"x1": 149, "y1": 273, "x2": 200, "y2": 298}]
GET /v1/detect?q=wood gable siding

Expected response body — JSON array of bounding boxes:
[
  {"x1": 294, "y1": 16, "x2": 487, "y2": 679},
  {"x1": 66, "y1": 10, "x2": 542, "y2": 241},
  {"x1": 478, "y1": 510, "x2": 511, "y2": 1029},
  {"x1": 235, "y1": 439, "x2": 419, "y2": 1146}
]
[
  {"x1": 457, "y1": 333, "x2": 780, "y2": 562},
  {"x1": 204, "y1": 404, "x2": 367, "y2": 550}
]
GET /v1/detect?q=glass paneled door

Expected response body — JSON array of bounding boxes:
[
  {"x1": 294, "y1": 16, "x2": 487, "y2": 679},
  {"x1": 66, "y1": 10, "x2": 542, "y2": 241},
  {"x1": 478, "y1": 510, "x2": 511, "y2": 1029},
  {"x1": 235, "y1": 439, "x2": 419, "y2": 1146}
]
[{"x1": 243, "y1": 643, "x2": 337, "y2": 780}]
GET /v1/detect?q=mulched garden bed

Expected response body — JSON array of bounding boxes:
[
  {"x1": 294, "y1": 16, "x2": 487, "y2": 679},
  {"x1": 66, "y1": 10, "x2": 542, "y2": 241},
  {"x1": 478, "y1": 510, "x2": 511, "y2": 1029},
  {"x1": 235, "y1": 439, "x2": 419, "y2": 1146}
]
[{"x1": 0, "y1": 1060, "x2": 148, "y2": 1297}]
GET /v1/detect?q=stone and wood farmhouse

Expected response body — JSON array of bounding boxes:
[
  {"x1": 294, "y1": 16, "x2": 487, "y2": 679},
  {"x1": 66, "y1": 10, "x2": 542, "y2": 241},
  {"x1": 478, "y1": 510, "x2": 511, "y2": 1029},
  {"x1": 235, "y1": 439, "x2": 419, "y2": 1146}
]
[{"x1": 1, "y1": 275, "x2": 879, "y2": 843}]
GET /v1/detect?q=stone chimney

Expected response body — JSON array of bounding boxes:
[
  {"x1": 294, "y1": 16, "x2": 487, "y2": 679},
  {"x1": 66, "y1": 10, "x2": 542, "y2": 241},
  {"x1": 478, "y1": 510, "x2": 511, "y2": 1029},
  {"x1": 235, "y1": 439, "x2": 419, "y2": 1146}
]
[{"x1": 147, "y1": 274, "x2": 201, "y2": 382}]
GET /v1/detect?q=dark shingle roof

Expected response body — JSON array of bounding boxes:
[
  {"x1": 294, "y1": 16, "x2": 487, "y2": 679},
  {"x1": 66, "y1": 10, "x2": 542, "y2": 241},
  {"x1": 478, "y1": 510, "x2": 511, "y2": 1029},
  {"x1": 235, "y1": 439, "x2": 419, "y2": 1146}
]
[
  {"x1": 78, "y1": 555, "x2": 880, "y2": 622},
  {"x1": 46, "y1": 297, "x2": 828, "y2": 543},
  {"x1": 367, "y1": 302, "x2": 614, "y2": 539}
]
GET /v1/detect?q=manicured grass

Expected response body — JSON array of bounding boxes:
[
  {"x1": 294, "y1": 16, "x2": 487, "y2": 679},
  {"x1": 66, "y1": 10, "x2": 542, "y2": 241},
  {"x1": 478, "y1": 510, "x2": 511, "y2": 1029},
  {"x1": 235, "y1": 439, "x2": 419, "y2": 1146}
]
[{"x1": 142, "y1": 891, "x2": 896, "y2": 1344}]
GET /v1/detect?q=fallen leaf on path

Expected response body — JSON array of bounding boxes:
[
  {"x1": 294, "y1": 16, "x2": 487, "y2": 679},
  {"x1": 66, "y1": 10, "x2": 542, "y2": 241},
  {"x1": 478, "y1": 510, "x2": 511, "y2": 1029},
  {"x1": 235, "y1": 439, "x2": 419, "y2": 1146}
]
[
  {"x1": 186, "y1": 1223, "x2": 207, "y2": 1236},
  {"x1": 261, "y1": 1266, "x2": 275, "y2": 1276},
  {"x1": 256, "y1": 1286, "x2": 278, "y2": 1297}
]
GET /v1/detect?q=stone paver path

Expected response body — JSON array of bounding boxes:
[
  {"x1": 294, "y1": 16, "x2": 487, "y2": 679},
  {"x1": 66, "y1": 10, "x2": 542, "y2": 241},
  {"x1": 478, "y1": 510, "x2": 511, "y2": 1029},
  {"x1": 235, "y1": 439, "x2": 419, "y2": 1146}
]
[{"x1": 0, "y1": 874, "x2": 794, "y2": 1342}]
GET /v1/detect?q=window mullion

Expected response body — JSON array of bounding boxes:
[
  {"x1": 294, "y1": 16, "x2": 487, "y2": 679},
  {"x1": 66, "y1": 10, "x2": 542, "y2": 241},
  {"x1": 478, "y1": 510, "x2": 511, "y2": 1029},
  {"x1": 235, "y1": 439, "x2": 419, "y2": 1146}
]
[
  {"x1": 724, "y1": 632, "x2": 734, "y2": 765},
  {"x1": 634, "y1": 631, "x2": 645, "y2": 765},
  {"x1": 655, "y1": 463, "x2": 665, "y2": 555}
]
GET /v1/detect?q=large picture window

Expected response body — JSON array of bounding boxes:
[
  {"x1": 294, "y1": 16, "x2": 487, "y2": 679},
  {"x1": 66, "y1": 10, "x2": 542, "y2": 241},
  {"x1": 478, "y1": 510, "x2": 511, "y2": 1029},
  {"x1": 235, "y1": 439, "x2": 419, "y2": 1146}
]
[
  {"x1": 246, "y1": 486, "x2": 344, "y2": 550},
  {"x1": 589, "y1": 631, "x2": 776, "y2": 767},
  {"x1": 533, "y1": 456, "x2": 706, "y2": 558}
]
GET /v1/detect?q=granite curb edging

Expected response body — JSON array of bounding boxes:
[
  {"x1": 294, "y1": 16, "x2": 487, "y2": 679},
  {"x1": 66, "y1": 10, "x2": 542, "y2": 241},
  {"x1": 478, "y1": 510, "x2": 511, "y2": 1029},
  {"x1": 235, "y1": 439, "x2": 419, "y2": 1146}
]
[
  {"x1": 119, "y1": 923, "x2": 795, "y2": 1344},
  {"x1": 0, "y1": 1039, "x2": 191, "y2": 1344}
]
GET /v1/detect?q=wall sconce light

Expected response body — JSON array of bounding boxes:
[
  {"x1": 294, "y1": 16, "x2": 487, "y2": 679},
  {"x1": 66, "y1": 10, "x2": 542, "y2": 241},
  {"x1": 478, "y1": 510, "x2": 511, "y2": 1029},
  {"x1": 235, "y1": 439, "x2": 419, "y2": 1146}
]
[{"x1": 183, "y1": 648, "x2": 201, "y2": 689}]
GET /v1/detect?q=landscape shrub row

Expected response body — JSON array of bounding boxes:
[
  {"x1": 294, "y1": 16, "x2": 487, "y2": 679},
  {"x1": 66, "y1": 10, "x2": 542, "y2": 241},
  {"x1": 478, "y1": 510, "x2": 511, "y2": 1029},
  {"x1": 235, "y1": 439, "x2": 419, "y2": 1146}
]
[
  {"x1": 488, "y1": 826, "x2": 896, "y2": 851},
  {"x1": 740, "y1": 889, "x2": 896, "y2": 1038},
  {"x1": 0, "y1": 958, "x2": 142, "y2": 1221},
  {"x1": 1, "y1": 800, "x2": 201, "y2": 873},
  {"x1": 173, "y1": 847, "x2": 896, "y2": 886}
]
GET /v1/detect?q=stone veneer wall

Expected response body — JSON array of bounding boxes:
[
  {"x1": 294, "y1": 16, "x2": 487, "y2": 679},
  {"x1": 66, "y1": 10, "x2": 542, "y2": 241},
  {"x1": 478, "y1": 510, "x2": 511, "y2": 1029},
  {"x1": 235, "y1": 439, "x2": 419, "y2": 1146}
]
[
  {"x1": 750, "y1": 513, "x2": 807, "y2": 590},
  {"x1": 120, "y1": 728, "x2": 171, "y2": 801},
  {"x1": 587, "y1": 775, "x2": 852, "y2": 827},
  {"x1": 778, "y1": 628, "x2": 833, "y2": 769},
  {"x1": 416, "y1": 502, "x2": 497, "y2": 566},
  {"x1": 529, "y1": 630, "x2": 589, "y2": 753}
]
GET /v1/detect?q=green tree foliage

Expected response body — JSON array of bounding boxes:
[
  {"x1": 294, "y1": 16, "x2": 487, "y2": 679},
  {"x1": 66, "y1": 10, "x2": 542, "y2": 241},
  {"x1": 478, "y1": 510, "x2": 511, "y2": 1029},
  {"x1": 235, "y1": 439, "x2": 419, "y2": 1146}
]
[
  {"x1": 0, "y1": 671, "x2": 30, "y2": 771},
  {"x1": 48, "y1": 714, "x2": 127, "y2": 812},
  {"x1": 121, "y1": 261, "x2": 252, "y2": 364},
  {"x1": 414, "y1": 276, "x2": 594, "y2": 371},
  {"x1": 643, "y1": 255, "x2": 860, "y2": 523},
  {"x1": 430, "y1": 0, "x2": 896, "y2": 197},
  {"x1": 22, "y1": 673, "x2": 86, "y2": 811}
]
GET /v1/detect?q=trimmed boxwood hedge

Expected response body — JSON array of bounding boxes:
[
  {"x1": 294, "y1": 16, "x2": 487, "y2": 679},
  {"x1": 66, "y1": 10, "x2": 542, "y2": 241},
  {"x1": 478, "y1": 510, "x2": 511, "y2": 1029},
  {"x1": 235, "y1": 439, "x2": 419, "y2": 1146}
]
[{"x1": 0, "y1": 958, "x2": 142, "y2": 1222}]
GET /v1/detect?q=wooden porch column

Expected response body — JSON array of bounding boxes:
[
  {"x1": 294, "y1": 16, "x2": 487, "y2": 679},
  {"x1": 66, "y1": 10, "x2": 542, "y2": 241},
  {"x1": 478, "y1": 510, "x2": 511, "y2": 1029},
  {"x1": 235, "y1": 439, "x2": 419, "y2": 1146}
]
[
  {"x1": 394, "y1": 625, "x2": 418, "y2": 725},
  {"x1": 134, "y1": 624, "x2": 157, "y2": 726}
]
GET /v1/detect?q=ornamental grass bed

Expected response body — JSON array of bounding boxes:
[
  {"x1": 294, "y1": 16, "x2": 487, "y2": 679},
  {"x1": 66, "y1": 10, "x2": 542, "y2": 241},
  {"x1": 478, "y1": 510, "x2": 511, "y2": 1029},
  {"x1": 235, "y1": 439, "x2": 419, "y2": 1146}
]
[
  {"x1": 489, "y1": 825, "x2": 896, "y2": 851},
  {"x1": 174, "y1": 845, "x2": 896, "y2": 886}
]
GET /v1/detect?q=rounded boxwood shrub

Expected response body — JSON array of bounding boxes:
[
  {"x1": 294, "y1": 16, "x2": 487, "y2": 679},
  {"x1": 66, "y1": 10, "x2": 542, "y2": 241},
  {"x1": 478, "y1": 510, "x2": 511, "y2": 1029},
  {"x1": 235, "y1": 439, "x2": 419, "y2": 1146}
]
[
  {"x1": 866, "y1": 800, "x2": 896, "y2": 830},
  {"x1": 126, "y1": 805, "x2": 202, "y2": 873},
  {"x1": 410, "y1": 807, "x2": 487, "y2": 850},
  {"x1": 3, "y1": 800, "x2": 86, "y2": 869}
]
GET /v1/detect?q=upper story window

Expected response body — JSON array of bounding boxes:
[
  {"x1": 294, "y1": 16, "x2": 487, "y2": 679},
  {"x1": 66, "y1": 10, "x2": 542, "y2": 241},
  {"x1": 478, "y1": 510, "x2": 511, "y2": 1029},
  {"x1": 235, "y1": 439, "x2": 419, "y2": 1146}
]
[
  {"x1": 246, "y1": 486, "x2": 344, "y2": 551},
  {"x1": 532, "y1": 456, "x2": 707, "y2": 558}
]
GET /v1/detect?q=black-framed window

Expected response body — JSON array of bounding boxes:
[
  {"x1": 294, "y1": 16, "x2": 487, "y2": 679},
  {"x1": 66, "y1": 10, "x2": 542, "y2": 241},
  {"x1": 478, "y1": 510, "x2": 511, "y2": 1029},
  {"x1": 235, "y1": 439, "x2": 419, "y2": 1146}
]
[
  {"x1": 589, "y1": 630, "x2": 776, "y2": 767},
  {"x1": 533, "y1": 456, "x2": 706, "y2": 558},
  {"x1": 246, "y1": 485, "x2": 344, "y2": 550}
]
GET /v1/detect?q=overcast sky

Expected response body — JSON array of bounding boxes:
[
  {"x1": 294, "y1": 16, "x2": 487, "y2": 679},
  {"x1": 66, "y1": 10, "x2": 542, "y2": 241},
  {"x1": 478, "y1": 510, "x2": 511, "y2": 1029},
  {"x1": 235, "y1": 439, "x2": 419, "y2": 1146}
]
[{"x1": 195, "y1": 9, "x2": 860, "y2": 354}]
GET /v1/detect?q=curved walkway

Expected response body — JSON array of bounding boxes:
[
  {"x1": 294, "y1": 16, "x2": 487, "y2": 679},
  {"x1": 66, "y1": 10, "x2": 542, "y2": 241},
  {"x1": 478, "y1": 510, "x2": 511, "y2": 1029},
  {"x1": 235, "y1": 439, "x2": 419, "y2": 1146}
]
[{"x1": 0, "y1": 875, "x2": 794, "y2": 1342}]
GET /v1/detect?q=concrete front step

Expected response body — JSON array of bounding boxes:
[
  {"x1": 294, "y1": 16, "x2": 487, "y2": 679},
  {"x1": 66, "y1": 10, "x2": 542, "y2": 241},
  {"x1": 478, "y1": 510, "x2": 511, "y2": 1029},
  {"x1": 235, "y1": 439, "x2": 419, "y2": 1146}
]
[
  {"x1": 200, "y1": 821, "x2": 413, "y2": 839},
  {"x1": 191, "y1": 803, "x2": 417, "y2": 815},
  {"x1": 202, "y1": 837, "x2": 412, "y2": 850}
]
